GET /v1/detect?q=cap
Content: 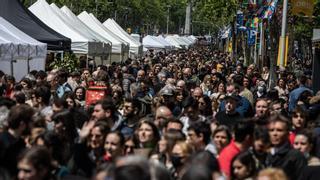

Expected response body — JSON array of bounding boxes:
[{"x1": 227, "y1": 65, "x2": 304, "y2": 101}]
[{"x1": 160, "y1": 88, "x2": 174, "y2": 96}]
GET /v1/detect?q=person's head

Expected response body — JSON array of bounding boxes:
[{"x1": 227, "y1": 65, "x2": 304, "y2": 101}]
[
  {"x1": 293, "y1": 130, "x2": 315, "y2": 156},
  {"x1": 62, "y1": 93, "x2": 76, "y2": 109},
  {"x1": 176, "y1": 80, "x2": 186, "y2": 92},
  {"x1": 124, "y1": 136, "x2": 136, "y2": 155},
  {"x1": 104, "y1": 131, "x2": 125, "y2": 160},
  {"x1": 56, "y1": 68, "x2": 69, "y2": 85},
  {"x1": 217, "y1": 81, "x2": 226, "y2": 93},
  {"x1": 226, "y1": 83, "x2": 240, "y2": 96},
  {"x1": 90, "y1": 120, "x2": 110, "y2": 150},
  {"x1": 165, "y1": 119, "x2": 184, "y2": 132},
  {"x1": 34, "y1": 86, "x2": 51, "y2": 107},
  {"x1": 212, "y1": 125, "x2": 232, "y2": 152},
  {"x1": 160, "y1": 129, "x2": 185, "y2": 154},
  {"x1": 198, "y1": 95, "x2": 213, "y2": 116},
  {"x1": 231, "y1": 151, "x2": 256, "y2": 180},
  {"x1": 155, "y1": 106, "x2": 173, "y2": 130},
  {"x1": 189, "y1": 151, "x2": 221, "y2": 178},
  {"x1": 233, "y1": 120, "x2": 255, "y2": 147},
  {"x1": 257, "y1": 168, "x2": 288, "y2": 180},
  {"x1": 51, "y1": 110, "x2": 77, "y2": 142},
  {"x1": 52, "y1": 98, "x2": 68, "y2": 114},
  {"x1": 74, "y1": 86, "x2": 85, "y2": 101},
  {"x1": 137, "y1": 120, "x2": 160, "y2": 148},
  {"x1": 7, "y1": 104, "x2": 34, "y2": 135},
  {"x1": 187, "y1": 121, "x2": 211, "y2": 150},
  {"x1": 255, "y1": 98, "x2": 269, "y2": 118},
  {"x1": 182, "y1": 97, "x2": 199, "y2": 120},
  {"x1": 270, "y1": 100, "x2": 283, "y2": 115},
  {"x1": 18, "y1": 147, "x2": 52, "y2": 180},
  {"x1": 224, "y1": 95, "x2": 238, "y2": 114},
  {"x1": 35, "y1": 70, "x2": 47, "y2": 84},
  {"x1": 20, "y1": 78, "x2": 32, "y2": 90},
  {"x1": 123, "y1": 98, "x2": 140, "y2": 118},
  {"x1": 291, "y1": 107, "x2": 307, "y2": 130},
  {"x1": 136, "y1": 70, "x2": 145, "y2": 82},
  {"x1": 277, "y1": 77, "x2": 286, "y2": 88},
  {"x1": 92, "y1": 98, "x2": 115, "y2": 121},
  {"x1": 192, "y1": 87, "x2": 203, "y2": 101},
  {"x1": 268, "y1": 114, "x2": 290, "y2": 147},
  {"x1": 183, "y1": 68, "x2": 192, "y2": 79},
  {"x1": 171, "y1": 141, "x2": 194, "y2": 169},
  {"x1": 253, "y1": 127, "x2": 270, "y2": 155}
]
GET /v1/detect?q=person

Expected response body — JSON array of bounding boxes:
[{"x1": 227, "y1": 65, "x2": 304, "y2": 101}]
[
  {"x1": 249, "y1": 127, "x2": 270, "y2": 171},
  {"x1": 154, "y1": 106, "x2": 173, "y2": 133},
  {"x1": 256, "y1": 168, "x2": 288, "y2": 180},
  {"x1": 186, "y1": 121, "x2": 211, "y2": 152},
  {"x1": 91, "y1": 98, "x2": 123, "y2": 131},
  {"x1": 215, "y1": 94, "x2": 242, "y2": 129},
  {"x1": 230, "y1": 151, "x2": 256, "y2": 180},
  {"x1": 134, "y1": 120, "x2": 160, "y2": 155},
  {"x1": 254, "y1": 98, "x2": 270, "y2": 126},
  {"x1": 218, "y1": 120, "x2": 254, "y2": 178},
  {"x1": 206, "y1": 125, "x2": 232, "y2": 157},
  {"x1": 289, "y1": 107, "x2": 308, "y2": 144},
  {"x1": 55, "y1": 68, "x2": 72, "y2": 98},
  {"x1": 171, "y1": 141, "x2": 195, "y2": 179},
  {"x1": 104, "y1": 131, "x2": 125, "y2": 162},
  {"x1": 17, "y1": 147, "x2": 54, "y2": 180},
  {"x1": 289, "y1": 75, "x2": 313, "y2": 112},
  {"x1": 266, "y1": 114, "x2": 307, "y2": 180},
  {"x1": 0, "y1": 105, "x2": 35, "y2": 177},
  {"x1": 119, "y1": 98, "x2": 141, "y2": 138},
  {"x1": 293, "y1": 130, "x2": 320, "y2": 165},
  {"x1": 74, "y1": 86, "x2": 86, "y2": 107}
]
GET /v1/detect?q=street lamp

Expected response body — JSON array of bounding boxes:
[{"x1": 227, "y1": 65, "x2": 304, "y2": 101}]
[{"x1": 166, "y1": 5, "x2": 171, "y2": 34}]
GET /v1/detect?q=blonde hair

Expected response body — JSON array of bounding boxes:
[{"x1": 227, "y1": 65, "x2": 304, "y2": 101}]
[
  {"x1": 257, "y1": 168, "x2": 288, "y2": 180},
  {"x1": 173, "y1": 141, "x2": 195, "y2": 157}
]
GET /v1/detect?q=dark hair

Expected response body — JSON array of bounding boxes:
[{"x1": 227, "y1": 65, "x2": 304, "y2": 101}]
[
  {"x1": 52, "y1": 97, "x2": 68, "y2": 110},
  {"x1": 230, "y1": 151, "x2": 256, "y2": 180},
  {"x1": 199, "y1": 95, "x2": 213, "y2": 116},
  {"x1": 35, "y1": 70, "x2": 47, "y2": 80},
  {"x1": 95, "y1": 97, "x2": 115, "y2": 114},
  {"x1": 114, "y1": 164, "x2": 150, "y2": 180},
  {"x1": 34, "y1": 86, "x2": 51, "y2": 105},
  {"x1": 233, "y1": 120, "x2": 254, "y2": 143},
  {"x1": 181, "y1": 165, "x2": 212, "y2": 180},
  {"x1": 136, "y1": 120, "x2": 160, "y2": 148},
  {"x1": 187, "y1": 121, "x2": 211, "y2": 145},
  {"x1": 124, "y1": 98, "x2": 141, "y2": 113},
  {"x1": 74, "y1": 86, "x2": 86, "y2": 101},
  {"x1": 268, "y1": 114, "x2": 290, "y2": 132},
  {"x1": 212, "y1": 125, "x2": 232, "y2": 143},
  {"x1": 182, "y1": 96, "x2": 198, "y2": 109},
  {"x1": 107, "y1": 131, "x2": 125, "y2": 147},
  {"x1": 51, "y1": 110, "x2": 78, "y2": 143},
  {"x1": 35, "y1": 131, "x2": 67, "y2": 165},
  {"x1": 291, "y1": 106, "x2": 308, "y2": 121},
  {"x1": 20, "y1": 78, "x2": 32, "y2": 89},
  {"x1": 165, "y1": 118, "x2": 184, "y2": 130},
  {"x1": 14, "y1": 91, "x2": 26, "y2": 104},
  {"x1": 18, "y1": 147, "x2": 52, "y2": 179},
  {"x1": 94, "y1": 120, "x2": 111, "y2": 138},
  {"x1": 7, "y1": 105, "x2": 34, "y2": 129},
  {"x1": 254, "y1": 126, "x2": 270, "y2": 144},
  {"x1": 190, "y1": 151, "x2": 220, "y2": 173},
  {"x1": 295, "y1": 129, "x2": 316, "y2": 155}
]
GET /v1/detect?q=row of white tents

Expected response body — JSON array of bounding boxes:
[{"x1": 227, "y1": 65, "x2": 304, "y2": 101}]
[{"x1": 0, "y1": 0, "x2": 197, "y2": 80}]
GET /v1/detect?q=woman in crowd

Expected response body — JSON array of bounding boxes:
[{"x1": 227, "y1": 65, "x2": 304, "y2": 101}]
[
  {"x1": 230, "y1": 151, "x2": 256, "y2": 180},
  {"x1": 289, "y1": 107, "x2": 308, "y2": 144},
  {"x1": 206, "y1": 125, "x2": 232, "y2": 157},
  {"x1": 74, "y1": 86, "x2": 86, "y2": 107},
  {"x1": 135, "y1": 120, "x2": 160, "y2": 153},
  {"x1": 17, "y1": 147, "x2": 54, "y2": 180}
]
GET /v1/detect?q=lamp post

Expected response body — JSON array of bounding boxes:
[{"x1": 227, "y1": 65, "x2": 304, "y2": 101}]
[
  {"x1": 166, "y1": 5, "x2": 171, "y2": 34},
  {"x1": 279, "y1": 0, "x2": 288, "y2": 68}
]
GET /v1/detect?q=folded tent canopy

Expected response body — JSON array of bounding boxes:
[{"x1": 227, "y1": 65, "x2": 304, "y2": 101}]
[
  {"x1": 103, "y1": 18, "x2": 143, "y2": 57},
  {"x1": 77, "y1": 11, "x2": 129, "y2": 61},
  {"x1": 0, "y1": 17, "x2": 47, "y2": 80},
  {"x1": 50, "y1": 3, "x2": 111, "y2": 56},
  {"x1": 0, "y1": 0, "x2": 70, "y2": 51},
  {"x1": 29, "y1": 0, "x2": 100, "y2": 55}
]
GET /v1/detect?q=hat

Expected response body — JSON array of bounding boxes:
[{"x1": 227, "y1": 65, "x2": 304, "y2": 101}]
[
  {"x1": 160, "y1": 88, "x2": 174, "y2": 96},
  {"x1": 224, "y1": 94, "x2": 240, "y2": 102}
]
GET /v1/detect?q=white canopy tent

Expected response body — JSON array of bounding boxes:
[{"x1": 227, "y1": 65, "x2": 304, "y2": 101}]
[
  {"x1": 131, "y1": 34, "x2": 141, "y2": 43},
  {"x1": 77, "y1": 11, "x2": 129, "y2": 62},
  {"x1": 173, "y1": 35, "x2": 190, "y2": 48},
  {"x1": 103, "y1": 18, "x2": 143, "y2": 57},
  {"x1": 29, "y1": 0, "x2": 100, "y2": 55},
  {"x1": 165, "y1": 36, "x2": 183, "y2": 49},
  {"x1": 51, "y1": 4, "x2": 111, "y2": 56},
  {"x1": 187, "y1": 35, "x2": 197, "y2": 43},
  {"x1": 156, "y1": 35, "x2": 175, "y2": 50},
  {"x1": 0, "y1": 17, "x2": 47, "y2": 80},
  {"x1": 142, "y1": 35, "x2": 166, "y2": 50}
]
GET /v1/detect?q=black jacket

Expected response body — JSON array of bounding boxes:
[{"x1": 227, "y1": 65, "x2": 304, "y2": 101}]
[{"x1": 266, "y1": 141, "x2": 307, "y2": 180}]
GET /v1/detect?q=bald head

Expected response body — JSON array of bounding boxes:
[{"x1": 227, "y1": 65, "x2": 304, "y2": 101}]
[{"x1": 155, "y1": 106, "x2": 173, "y2": 129}]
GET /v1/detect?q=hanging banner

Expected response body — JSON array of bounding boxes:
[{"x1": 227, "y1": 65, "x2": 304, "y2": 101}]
[
  {"x1": 262, "y1": 0, "x2": 278, "y2": 20},
  {"x1": 277, "y1": 35, "x2": 289, "y2": 66},
  {"x1": 247, "y1": 29, "x2": 256, "y2": 46},
  {"x1": 292, "y1": 0, "x2": 314, "y2": 17}
]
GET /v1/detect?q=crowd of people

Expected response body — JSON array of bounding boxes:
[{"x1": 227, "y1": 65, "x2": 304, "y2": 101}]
[{"x1": 0, "y1": 45, "x2": 319, "y2": 180}]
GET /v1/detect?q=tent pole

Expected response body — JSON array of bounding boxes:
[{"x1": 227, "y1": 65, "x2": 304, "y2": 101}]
[{"x1": 86, "y1": 55, "x2": 89, "y2": 69}]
